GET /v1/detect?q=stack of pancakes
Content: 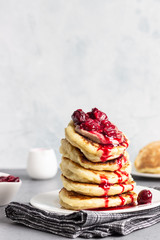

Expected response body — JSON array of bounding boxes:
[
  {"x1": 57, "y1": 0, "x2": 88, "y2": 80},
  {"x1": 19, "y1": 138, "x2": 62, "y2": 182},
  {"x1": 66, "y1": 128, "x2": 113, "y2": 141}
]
[{"x1": 59, "y1": 120, "x2": 137, "y2": 210}]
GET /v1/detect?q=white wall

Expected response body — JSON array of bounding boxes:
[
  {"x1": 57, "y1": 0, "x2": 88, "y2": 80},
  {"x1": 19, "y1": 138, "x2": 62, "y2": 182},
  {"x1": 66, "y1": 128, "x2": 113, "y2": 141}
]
[{"x1": 0, "y1": 0, "x2": 160, "y2": 168}]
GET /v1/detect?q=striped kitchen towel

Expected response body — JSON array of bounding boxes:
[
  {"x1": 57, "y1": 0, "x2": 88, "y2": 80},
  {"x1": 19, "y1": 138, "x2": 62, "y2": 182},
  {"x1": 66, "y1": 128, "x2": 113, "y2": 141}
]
[{"x1": 5, "y1": 201, "x2": 160, "y2": 238}]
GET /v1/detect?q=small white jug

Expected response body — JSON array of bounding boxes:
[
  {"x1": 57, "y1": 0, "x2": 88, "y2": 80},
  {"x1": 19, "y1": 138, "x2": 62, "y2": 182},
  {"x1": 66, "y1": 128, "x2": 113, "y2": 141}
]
[{"x1": 27, "y1": 148, "x2": 57, "y2": 179}]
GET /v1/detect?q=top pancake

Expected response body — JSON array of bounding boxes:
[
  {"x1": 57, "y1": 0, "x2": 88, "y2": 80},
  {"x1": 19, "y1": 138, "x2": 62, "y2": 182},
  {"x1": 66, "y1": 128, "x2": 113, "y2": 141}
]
[
  {"x1": 60, "y1": 138, "x2": 129, "y2": 171},
  {"x1": 65, "y1": 121, "x2": 129, "y2": 162},
  {"x1": 135, "y1": 141, "x2": 160, "y2": 174}
]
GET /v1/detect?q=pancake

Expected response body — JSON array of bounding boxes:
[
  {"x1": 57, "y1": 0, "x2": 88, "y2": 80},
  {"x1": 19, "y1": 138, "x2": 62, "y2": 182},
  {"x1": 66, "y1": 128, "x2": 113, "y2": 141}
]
[
  {"x1": 60, "y1": 157, "x2": 132, "y2": 184},
  {"x1": 65, "y1": 121, "x2": 129, "y2": 162},
  {"x1": 59, "y1": 188, "x2": 137, "y2": 210},
  {"x1": 135, "y1": 141, "x2": 160, "y2": 174},
  {"x1": 61, "y1": 175, "x2": 136, "y2": 197},
  {"x1": 60, "y1": 138, "x2": 129, "y2": 171}
]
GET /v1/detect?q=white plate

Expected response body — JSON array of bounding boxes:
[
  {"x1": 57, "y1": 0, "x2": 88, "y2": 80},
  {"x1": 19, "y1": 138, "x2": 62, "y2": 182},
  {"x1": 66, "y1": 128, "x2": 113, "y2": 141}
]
[
  {"x1": 132, "y1": 166, "x2": 160, "y2": 178},
  {"x1": 30, "y1": 186, "x2": 160, "y2": 215}
]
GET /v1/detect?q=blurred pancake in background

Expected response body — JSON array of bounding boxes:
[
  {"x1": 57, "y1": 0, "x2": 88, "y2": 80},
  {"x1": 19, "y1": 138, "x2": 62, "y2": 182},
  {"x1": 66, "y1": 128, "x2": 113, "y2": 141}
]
[{"x1": 135, "y1": 141, "x2": 160, "y2": 174}]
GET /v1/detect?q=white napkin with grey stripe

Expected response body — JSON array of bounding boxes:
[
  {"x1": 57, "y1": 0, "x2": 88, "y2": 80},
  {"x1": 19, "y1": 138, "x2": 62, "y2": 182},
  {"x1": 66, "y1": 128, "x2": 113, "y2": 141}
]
[{"x1": 5, "y1": 195, "x2": 160, "y2": 239}]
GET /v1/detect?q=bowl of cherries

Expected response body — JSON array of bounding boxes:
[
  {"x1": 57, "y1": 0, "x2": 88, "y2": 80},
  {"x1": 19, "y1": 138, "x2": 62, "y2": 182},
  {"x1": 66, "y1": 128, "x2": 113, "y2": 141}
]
[{"x1": 0, "y1": 172, "x2": 22, "y2": 206}]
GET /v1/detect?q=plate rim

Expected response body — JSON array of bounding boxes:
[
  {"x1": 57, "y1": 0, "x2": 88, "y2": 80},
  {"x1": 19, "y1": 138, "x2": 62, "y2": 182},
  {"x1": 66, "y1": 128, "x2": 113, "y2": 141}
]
[
  {"x1": 132, "y1": 165, "x2": 160, "y2": 178},
  {"x1": 30, "y1": 185, "x2": 160, "y2": 215}
]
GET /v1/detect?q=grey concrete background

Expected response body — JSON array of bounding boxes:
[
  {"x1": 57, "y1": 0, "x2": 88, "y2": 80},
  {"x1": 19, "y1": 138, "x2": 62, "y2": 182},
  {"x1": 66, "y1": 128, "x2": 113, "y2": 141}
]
[{"x1": 0, "y1": 0, "x2": 160, "y2": 168}]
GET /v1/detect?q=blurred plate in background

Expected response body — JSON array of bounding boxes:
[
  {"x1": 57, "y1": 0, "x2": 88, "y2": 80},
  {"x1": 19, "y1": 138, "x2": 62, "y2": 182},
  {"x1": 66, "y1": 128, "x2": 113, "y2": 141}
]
[{"x1": 132, "y1": 165, "x2": 160, "y2": 178}]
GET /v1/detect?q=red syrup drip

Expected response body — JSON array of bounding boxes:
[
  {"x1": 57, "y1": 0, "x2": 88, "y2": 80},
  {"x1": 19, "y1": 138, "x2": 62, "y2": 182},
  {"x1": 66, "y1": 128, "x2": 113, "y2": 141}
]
[
  {"x1": 87, "y1": 204, "x2": 134, "y2": 211},
  {"x1": 98, "y1": 138, "x2": 129, "y2": 162},
  {"x1": 100, "y1": 185, "x2": 110, "y2": 196},
  {"x1": 119, "y1": 195, "x2": 125, "y2": 206},
  {"x1": 115, "y1": 154, "x2": 127, "y2": 170},
  {"x1": 104, "y1": 197, "x2": 109, "y2": 208},
  {"x1": 122, "y1": 154, "x2": 128, "y2": 165},
  {"x1": 98, "y1": 144, "x2": 113, "y2": 162},
  {"x1": 100, "y1": 176, "x2": 109, "y2": 185},
  {"x1": 130, "y1": 184, "x2": 134, "y2": 191},
  {"x1": 114, "y1": 171, "x2": 122, "y2": 183},
  {"x1": 99, "y1": 176, "x2": 111, "y2": 196},
  {"x1": 119, "y1": 170, "x2": 129, "y2": 182},
  {"x1": 99, "y1": 174, "x2": 110, "y2": 207},
  {"x1": 119, "y1": 184, "x2": 125, "y2": 194},
  {"x1": 122, "y1": 138, "x2": 129, "y2": 148},
  {"x1": 129, "y1": 194, "x2": 135, "y2": 204},
  {"x1": 116, "y1": 156, "x2": 123, "y2": 170}
]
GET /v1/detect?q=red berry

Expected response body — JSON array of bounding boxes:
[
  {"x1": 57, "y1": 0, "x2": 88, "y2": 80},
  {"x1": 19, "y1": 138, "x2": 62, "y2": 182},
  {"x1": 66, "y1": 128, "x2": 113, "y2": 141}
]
[
  {"x1": 0, "y1": 177, "x2": 7, "y2": 182},
  {"x1": 0, "y1": 175, "x2": 20, "y2": 182},
  {"x1": 87, "y1": 111, "x2": 94, "y2": 119},
  {"x1": 101, "y1": 120, "x2": 111, "y2": 128},
  {"x1": 91, "y1": 108, "x2": 108, "y2": 121},
  {"x1": 80, "y1": 119, "x2": 100, "y2": 131},
  {"x1": 72, "y1": 109, "x2": 88, "y2": 124},
  {"x1": 14, "y1": 177, "x2": 20, "y2": 182},
  {"x1": 137, "y1": 189, "x2": 152, "y2": 205},
  {"x1": 7, "y1": 175, "x2": 17, "y2": 182}
]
